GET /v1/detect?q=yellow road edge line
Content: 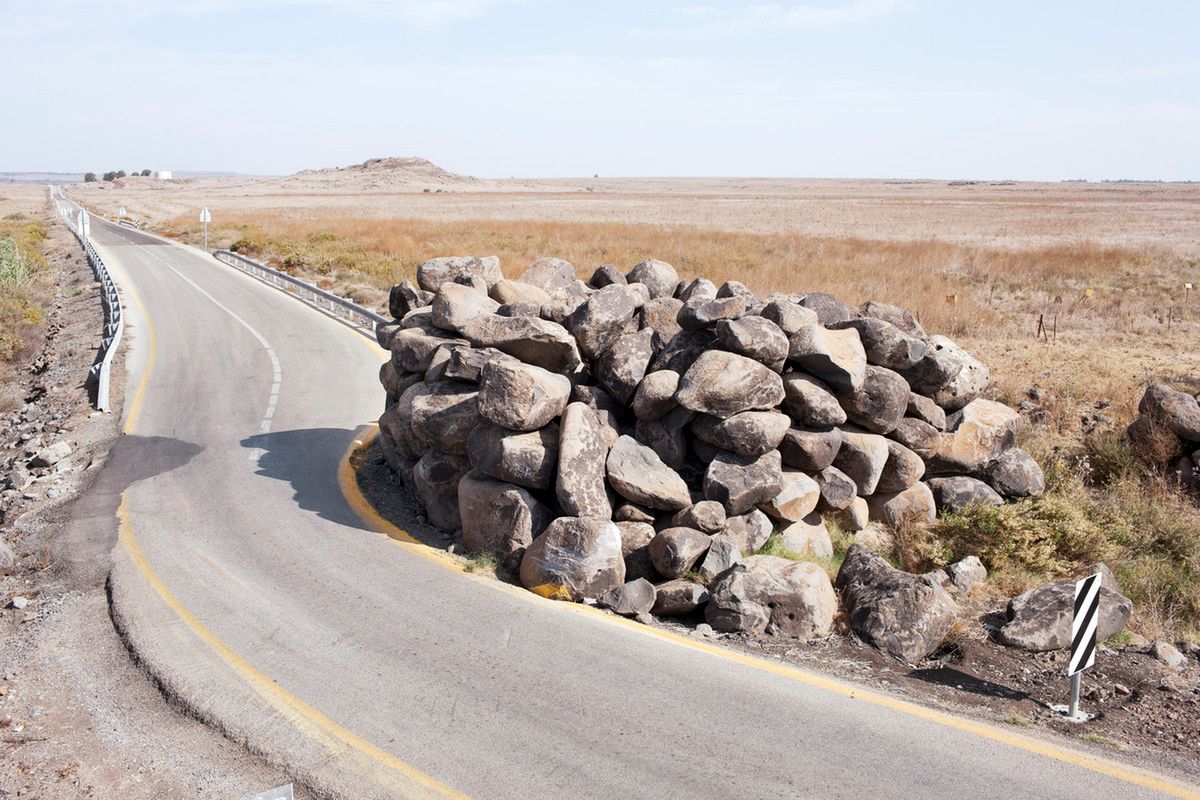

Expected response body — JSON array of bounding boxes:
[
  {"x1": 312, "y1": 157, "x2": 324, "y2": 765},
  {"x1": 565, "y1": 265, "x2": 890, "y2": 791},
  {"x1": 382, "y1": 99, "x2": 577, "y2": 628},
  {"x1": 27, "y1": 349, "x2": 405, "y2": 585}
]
[
  {"x1": 341, "y1": 427, "x2": 1200, "y2": 800},
  {"x1": 116, "y1": 498, "x2": 469, "y2": 800},
  {"x1": 101, "y1": 229, "x2": 470, "y2": 799}
]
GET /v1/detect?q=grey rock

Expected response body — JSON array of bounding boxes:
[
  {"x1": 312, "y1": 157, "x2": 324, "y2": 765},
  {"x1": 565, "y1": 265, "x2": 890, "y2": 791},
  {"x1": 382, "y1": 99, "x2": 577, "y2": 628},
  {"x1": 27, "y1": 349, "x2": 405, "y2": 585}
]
[
  {"x1": 459, "y1": 471, "x2": 552, "y2": 558},
  {"x1": 388, "y1": 279, "x2": 432, "y2": 319},
  {"x1": 626, "y1": 259, "x2": 679, "y2": 299},
  {"x1": 814, "y1": 465, "x2": 857, "y2": 512},
  {"x1": 947, "y1": 555, "x2": 987, "y2": 594},
  {"x1": 985, "y1": 448, "x2": 1046, "y2": 498},
  {"x1": 417, "y1": 255, "x2": 502, "y2": 292},
  {"x1": 835, "y1": 365, "x2": 910, "y2": 434},
  {"x1": 704, "y1": 449, "x2": 784, "y2": 515},
  {"x1": 1138, "y1": 384, "x2": 1200, "y2": 442},
  {"x1": 409, "y1": 381, "x2": 481, "y2": 456},
  {"x1": 780, "y1": 513, "x2": 833, "y2": 559},
  {"x1": 876, "y1": 440, "x2": 926, "y2": 494},
  {"x1": 832, "y1": 430, "x2": 890, "y2": 496},
  {"x1": 460, "y1": 314, "x2": 582, "y2": 373},
  {"x1": 906, "y1": 393, "x2": 947, "y2": 430},
  {"x1": 889, "y1": 417, "x2": 942, "y2": 460},
  {"x1": 489, "y1": 278, "x2": 552, "y2": 307},
  {"x1": 927, "y1": 336, "x2": 990, "y2": 411},
  {"x1": 649, "y1": 328, "x2": 717, "y2": 374},
  {"x1": 589, "y1": 264, "x2": 627, "y2": 288},
  {"x1": 431, "y1": 283, "x2": 500, "y2": 332},
  {"x1": 760, "y1": 298, "x2": 819, "y2": 335},
  {"x1": 639, "y1": 297, "x2": 685, "y2": 343},
  {"x1": 29, "y1": 441, "x2": 71, "y2": 469},
  {"x1": 835, "y1": 496, "x2": 870, "y2": 533},
  {"x1": 779, "y1": 427, "x2": 843, "y2": 472},
  {"x1": 713, "y1": 316, "x2": 789, "y2": 370},
  {"x1": 520, "y1": 517, "x2": 625, "y2": 601},
  {"x1": 898, "y1": 345, "x2": 965, "y2": 396},
  {"x1": 634, "y1": 406, "x2": 694, "y2": 471},
  {"x1": 614, "y1": 503, "x2": 657, "y2": 524},
  {"x1": 467, "y1": 422, "x2": 558, "y2": 490},
  {"x1": 632, "y1": 370, "x2": 680, "y2": 421},
  {"x1": 781, "y1": 372, "x2": 847, "y2": 428},
  {"x1": 606, "y1": 435, "x2": 692, "y2": 511},
  {"x1": 670, "y1": 501, "x2": 727, "y2": 535},
  {"x1": 691, "y1": 410, "x2": 790, "y2": 459},
  {"x1": 412, "y1": 450, "x2": 471, "y2": 530},
  {"x1": 761, "y1": 470, "x2": 820, "y2": 522},
  {"x1": 649, "y1": 526, "x2": 712, "y2": 579},
  {"x1": 617, "y1": 521, "x2": 657, "y2": 582},
  {"x1": 997, "y1": 576, "x2": 1132, "y2": 651},
  {"x1": 707, "y1": 556, "x2": 837, "y2": 638},
  {"x1": 717, "y1": 280, "x2": 759, "y2": 304},
  {"x1": 787, "y1": 325, "x2": 867, "y2": 392},
  {"x1": 390, "y1": 325, "x2": 468, "y2": 373},
  {"x1": 797, "y1": 292, "x2": 854, "y2": 325},
  {"x1": 1149, "y1": 641, "x2": 1187, "y2": 669},
  {"x1": 697, "y1": 533, "x2": 745, "y2": 583},
  {"x1": 866, "y1": 481, "x2": 937, "y2": 527},
  {"x1": 600, "y1": 578, "x2": 657, "y2": 617},
  {"x1": 831, "y1": 318, "x2": 926, "y2": 370},
  {"x1": 858, "y1": 300, "x2": 926, "y2": 338},
  {"x1": 443, "y1": 346, "x2": 517, "y2": 384},
  {"x1": 565, "y1": 284, "x2": 638, "y2": 360},
  {"x1": 556, "y1": 403, "x2": 613, "y2": 519},
  {"x1": 518, "y1": 257, "x2": 577, "y2": 292},
  {"x1": 676, "y1": 350, "x2": 785, "y2": 419},
  {"x1": 678, "y1": 295, "x2": 748, "y2": 330},
  {"x1": 678, "y1": 277, "x2": 718, "y2": 303},
  {"x1": 930, "y1": 399, "x2": 1019, "y2": 474},
  {"x1": 652, "y1": 580, "x2": 710, "y2": 616},
  {"x1": 595, "y1": 328, "x2": 656, "y2": 404},
  {"x1": 477, "y1": 359, "x2": 571, "y2": 432},
  {"x1": 720, "y1": 509, "x2": 774, "y2": 554},
  {"x1": 926, "y1": 476, "x2": 1004, "y2": 513},
  {"x1": 835, "y1": 544, "x2": 958, "y2": 662}
]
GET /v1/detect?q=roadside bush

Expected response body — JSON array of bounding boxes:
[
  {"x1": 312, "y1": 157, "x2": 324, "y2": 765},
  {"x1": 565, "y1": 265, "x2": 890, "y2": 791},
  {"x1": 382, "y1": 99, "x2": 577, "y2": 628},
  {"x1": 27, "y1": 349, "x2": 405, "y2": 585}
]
[{"x1": 0, "y1": 220, "x2": 48, "y2": 363}]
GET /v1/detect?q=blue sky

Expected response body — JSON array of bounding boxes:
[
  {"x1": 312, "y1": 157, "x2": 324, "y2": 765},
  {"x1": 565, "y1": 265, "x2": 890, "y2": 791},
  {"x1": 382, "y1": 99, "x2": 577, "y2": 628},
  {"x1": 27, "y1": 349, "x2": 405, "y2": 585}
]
[{"x1": 2, "y1": 1, "x2": 1197, "y2": 179}]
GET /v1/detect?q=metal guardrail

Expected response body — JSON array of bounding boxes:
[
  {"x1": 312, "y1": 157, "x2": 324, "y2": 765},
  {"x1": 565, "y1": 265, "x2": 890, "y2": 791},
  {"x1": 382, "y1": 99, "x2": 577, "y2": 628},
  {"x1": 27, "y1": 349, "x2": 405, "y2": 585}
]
[
  {"x1": 50, "y1": 186, "x2": 123, "y2": 413},
  {"x1": 212, "y1": 249, "x2": 389, "y2": 337}
]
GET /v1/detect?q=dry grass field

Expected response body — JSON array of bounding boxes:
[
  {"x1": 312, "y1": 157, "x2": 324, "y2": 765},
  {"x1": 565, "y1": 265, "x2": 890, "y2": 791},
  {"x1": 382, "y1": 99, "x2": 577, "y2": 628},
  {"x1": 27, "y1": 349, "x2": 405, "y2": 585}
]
[{"x1": 68, "y1": 167, "x2": 1200, "y2": 637}]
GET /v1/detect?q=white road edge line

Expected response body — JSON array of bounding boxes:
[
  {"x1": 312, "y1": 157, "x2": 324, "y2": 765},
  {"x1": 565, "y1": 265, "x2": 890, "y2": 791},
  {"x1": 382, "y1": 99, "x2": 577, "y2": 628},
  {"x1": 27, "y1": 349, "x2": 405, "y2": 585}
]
[{"x1": 154, "y1": 256, "x2": 282, "y2": 461}]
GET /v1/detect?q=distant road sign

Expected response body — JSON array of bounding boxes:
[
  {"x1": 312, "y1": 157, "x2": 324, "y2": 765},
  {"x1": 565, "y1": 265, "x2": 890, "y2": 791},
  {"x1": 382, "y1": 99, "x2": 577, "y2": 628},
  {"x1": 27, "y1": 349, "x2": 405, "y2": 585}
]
[
  {"x1": 119, "y1": 206, "x2": 126, "y2": 218},
  {"x1": 200, "y1": 207, "x2": 212, "y2": 223},
  {"x1": 1069, "y1": 572, "x2": 1101, "y2": 676}
]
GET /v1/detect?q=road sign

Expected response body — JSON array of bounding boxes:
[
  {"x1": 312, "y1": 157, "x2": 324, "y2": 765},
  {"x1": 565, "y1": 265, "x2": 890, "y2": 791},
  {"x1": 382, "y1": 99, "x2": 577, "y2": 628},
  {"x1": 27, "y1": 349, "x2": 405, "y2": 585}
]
[
  {"x1": 200, "y1": 207, "x2": 211, "y2": 223},
  {"x1": 119, "y1": 206, "x2": 126, "y2": 218},
  {"x1": 1069, "y1": 571, "x2": 1101, "y2": 676}
]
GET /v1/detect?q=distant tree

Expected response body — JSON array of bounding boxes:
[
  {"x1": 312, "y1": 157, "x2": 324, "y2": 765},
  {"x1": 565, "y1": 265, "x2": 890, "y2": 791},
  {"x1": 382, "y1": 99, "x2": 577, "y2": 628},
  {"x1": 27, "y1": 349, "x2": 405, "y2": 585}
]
[
  {"x1": 102, "y1": 171, "x2": 117, "y2": 181},
  {"x1": 140, "y1": 169, "x2": 151, "y2": 177},
  {"x1": 115, "y1": 170, "x2": 126, "y2": 179},
  {"x1": 83, "y1": 172, "x2": 97, "y2": 182}
]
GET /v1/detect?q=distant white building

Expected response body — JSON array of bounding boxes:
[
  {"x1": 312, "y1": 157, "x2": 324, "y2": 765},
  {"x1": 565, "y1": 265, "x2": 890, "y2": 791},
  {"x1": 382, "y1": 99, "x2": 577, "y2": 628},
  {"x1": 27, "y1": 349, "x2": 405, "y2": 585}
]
[{"x1": 154, "y1": 170, "x2": 173, "y2": 180}]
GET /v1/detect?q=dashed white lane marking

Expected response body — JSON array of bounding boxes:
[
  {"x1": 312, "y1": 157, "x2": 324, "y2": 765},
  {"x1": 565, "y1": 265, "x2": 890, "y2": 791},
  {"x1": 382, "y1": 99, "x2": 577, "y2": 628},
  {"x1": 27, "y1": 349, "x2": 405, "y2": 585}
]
[{"x1": 154, "y1": 257, "x2": 282, "y2": 462}]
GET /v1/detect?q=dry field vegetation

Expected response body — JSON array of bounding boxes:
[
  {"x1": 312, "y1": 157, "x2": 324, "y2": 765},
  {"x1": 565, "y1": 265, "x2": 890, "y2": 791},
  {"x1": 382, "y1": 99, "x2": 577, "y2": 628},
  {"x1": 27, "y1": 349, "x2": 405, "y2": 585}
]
[
  {"x1": 70, "y1": 173, "x2": 1200, "y2": 638},
  {"x1": 0, "y1": 186, "x2": 51, "y2": 369}
]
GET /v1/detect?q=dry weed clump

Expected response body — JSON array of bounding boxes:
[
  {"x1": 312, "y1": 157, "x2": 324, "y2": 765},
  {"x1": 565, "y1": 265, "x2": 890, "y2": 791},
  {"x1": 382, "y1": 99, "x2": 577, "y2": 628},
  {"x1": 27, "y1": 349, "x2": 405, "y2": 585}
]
[{"x1": 0, "y1": 215, "x2": 49, "y2": 363}]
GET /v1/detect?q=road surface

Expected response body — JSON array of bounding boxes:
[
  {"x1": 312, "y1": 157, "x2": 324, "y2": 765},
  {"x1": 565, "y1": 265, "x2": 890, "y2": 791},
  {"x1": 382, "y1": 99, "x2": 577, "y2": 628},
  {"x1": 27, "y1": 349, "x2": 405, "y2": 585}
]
[{"x1": 55, "y1": 202, "x2": 1199, "y2": 800}]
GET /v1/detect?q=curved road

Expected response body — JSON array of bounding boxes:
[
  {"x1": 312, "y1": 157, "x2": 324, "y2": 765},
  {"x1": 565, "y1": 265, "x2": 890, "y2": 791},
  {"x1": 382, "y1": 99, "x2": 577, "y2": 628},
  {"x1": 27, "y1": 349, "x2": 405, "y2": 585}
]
[{"x1": 57, "y1": 203, "x2": 1198, "y2": 800}]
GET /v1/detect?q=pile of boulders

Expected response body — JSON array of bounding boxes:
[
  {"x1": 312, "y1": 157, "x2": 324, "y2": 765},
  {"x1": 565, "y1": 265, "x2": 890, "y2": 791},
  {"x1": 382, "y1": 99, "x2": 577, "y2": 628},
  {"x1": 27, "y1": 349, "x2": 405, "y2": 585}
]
[
  {"x1": 374, "y1": 255, "x2": 1048, "y2": 661},
  {"x1": 1128, "y1": 383, "x2": 1200, "y2": 483}
]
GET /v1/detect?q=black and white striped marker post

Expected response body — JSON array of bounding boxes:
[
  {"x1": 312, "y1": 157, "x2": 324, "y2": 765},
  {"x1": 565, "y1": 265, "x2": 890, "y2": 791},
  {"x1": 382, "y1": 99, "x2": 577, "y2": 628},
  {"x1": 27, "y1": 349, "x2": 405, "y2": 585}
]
[{"x1": 1067, "y1": 571, "x2": 1102, "y2": 720}]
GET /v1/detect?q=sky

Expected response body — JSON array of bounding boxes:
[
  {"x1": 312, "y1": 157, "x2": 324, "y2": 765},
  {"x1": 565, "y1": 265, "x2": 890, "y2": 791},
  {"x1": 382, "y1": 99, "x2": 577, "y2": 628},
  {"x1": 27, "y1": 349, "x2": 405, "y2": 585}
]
[{"x1": 1, "y1": 0, "x2": 1197, "y2": 180}]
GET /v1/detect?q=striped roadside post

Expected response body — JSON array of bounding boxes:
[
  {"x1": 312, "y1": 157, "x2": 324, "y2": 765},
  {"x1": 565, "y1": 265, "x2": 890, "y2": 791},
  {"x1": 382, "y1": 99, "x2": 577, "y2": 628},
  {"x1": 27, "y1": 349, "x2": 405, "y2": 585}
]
[{"x1": 1067, "y1": 571, "x2": 1102, "y2": 720}]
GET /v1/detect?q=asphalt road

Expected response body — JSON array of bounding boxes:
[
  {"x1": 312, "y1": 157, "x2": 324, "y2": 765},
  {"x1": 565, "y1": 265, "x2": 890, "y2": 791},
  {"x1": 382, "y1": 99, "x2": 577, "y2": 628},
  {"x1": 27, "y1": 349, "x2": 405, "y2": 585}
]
[{"x1": 57, "y1": 205, "x2": 1198, "y2": 800}]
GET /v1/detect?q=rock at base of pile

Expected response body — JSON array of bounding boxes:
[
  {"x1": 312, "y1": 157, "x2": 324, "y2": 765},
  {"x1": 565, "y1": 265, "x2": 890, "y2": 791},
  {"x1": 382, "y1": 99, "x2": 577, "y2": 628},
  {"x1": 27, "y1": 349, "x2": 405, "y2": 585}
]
[
  {"x1": 996, "y1": 572, "x2": 1132, "y2": 651},
  {"x1": 519, "y1": 517, "x2": 626, "y2": 601},
  {"x1": 706, "y1": 556, "x2": 837, "y2": 638}
]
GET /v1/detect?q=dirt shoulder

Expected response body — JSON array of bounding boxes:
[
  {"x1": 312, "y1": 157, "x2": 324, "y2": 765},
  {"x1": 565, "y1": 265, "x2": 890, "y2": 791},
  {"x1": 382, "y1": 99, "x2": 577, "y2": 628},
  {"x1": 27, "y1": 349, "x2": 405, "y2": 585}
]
[
  {"x1": 0, "y1": 202, "x2": 307, "y2": 799},
  {"x1": 353, "y1": 437, "x2": 1200, "y2": 786}
]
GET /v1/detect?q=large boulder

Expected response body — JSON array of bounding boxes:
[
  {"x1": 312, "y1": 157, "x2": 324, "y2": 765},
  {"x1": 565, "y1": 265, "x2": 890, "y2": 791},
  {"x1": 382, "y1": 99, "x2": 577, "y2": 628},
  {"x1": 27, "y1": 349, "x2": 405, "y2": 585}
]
[
  {"x1": 704, "y1": 449, "x2": 784, "y2": 515},
  {"x1": 678, "y1": 296, "x2": 748, "y2": 330},
  {"x1": 761, "y1": 470, "x2": 820, "y2": 522},
  {"x1": 830, "y1": 318, "x2": 926, "y2": 370},
  {"x1": 417, "y1": 256, "x2": 502, "y2": 292},
  {"x1": 697, "y1": 533, "x2": 745, "y2": 583},
  {"x1": 797, "y1": 292, "x2": 853, "y2": 326},
  {"x1": 606, "y1": 435, "x2": 692, "y2": 511},
  {"x1": 442, "y1": 346, "x2": 517, "y2": 384},
  {"x1": 926, "y1": 476, "x2": 1004, "y2": 513},
  {"x1": 997, "y1": 576, "x2": 1133, "y2": 651},
  {"x1": 639, "y1": 297, "x2": 685, "y2": 343},
  {"x1": 632, "y1": 370, "x2": 680, "y2": 421},
  {"x1": 1137, "y1": 384, "x2": 1200, "y2": 442},
  {"x1": 781, "y1": 372, "x2": 847, "y2": 428},
  {"x1": 390, "y1": 325, "x2": 468, "y2": 373},
  {"x1": 518, "y1": 257, "x2": 577, "y2": 292},
  {"x1": 780, "y1": 514, "x2": 833, "y2": 559},
  {"x1": 460, "y1": 314, "x2": 582, "y2": 373},
  {"x1": 565, "y1": 284, "x2": 637, "y2": 360},
  {"x1": 866, "y1": 481, "x2": 936, "y2": 527},
  {"x1": 875, "y1": 440, "x2": 926, "y2": 494},
  {"x1": 706, "y1": 556, "x2": 837, "y2": 638},
  {"x1": 889, "y1": 417, "x2": 942, "y2": 460},
  {"x1": 599, "y1": 579, "x2": 657, "y2": 617},
  {"x1": 459, "y1": 471, "x2": 552, "y2": 558},
  {"x1": 907, "y1": 393, "x2": 947, "y2": 430},
  {"x1": 859, "y1": 300, "x2": 925, "y2": 338},
  {"x1": 675, "y1": 350, "x2": 785, "y2": 418},
  {"x1": 691, "y1": 410, "x2": 790, "y2": 458},
  {"x1": 652, "y1": 580, "x2": 710, "y2": 616},
  {"x1": 670, "y1": 501, "x2": 728, "y2": 534},
  {"x1": 649, "y1": 527, "x2": 712, "y2": 579},
  {"x1": 412, "y1": 451, "x2": 470, "y2": 530},
  {"x1": 720, "y1": 509, "x2": 774, "y2": 554},
  {"x1": 520, "y1": 517, "x2": 625, "y2": 601},
  {"x1": 930, "y1": 399, "x2": 1019, "y2": 474},
  {"x1": 835, "y1": 365, "x2": 910, "y2": 434},
  {"x1": 898, "y1": 345, "x2": 964, "y2": 396},
  {"x1": 714, "y1": 316, "x2": 789, "y2": 370},
  {"x1": 779, "y1": 427, "x2": 842, "y2": 471},
  {"x1": 832, "y1": 430, "x2": 890, "y2": 496},
  {"x1": 556, "y1": 403, "x2": 613, "y2": 519},
  {"x1": 787, "y1": 325, "x2": 867, "y2": 391},
  {"x1": 634, "y1": 407, "x2": 694, "y2": 471},
  {"x1": 650, "y1": 329, "x2": 717, "y2": 374},
  {"x1": 595, "y1": 328, "x2": 656, "y2": 404},
  {"x1": 835, "y1": 544, "x2": 958, "y2": 663},
  {"x1": 467, "y1": 422, "x2": 558, "y2": 490},
  {"x1": 618, "y1": 521, "x2": 657, "y2": 582},
  {"x1": 985, "y1": 448, "x2": 1046, "y2": 498},
  {"x1": 388, "y1": 279, "x2": 432, "y2": 320},
  {"x1": 409, "y1": 381, "x2": 481, "y2": 456},
  {"x1": 477, "y1": 359, "x2": 571, "y2": 432},
  {"x1": 927, "y1": 336, "x2": 989, "y2": 411},
  {"x1": 489, "y1": 278, "x2": 552, "y2": 307},
  {"x1": 814, "y1": 465, "x2": 857, "y2": 511},
  {"x1": 626, "y1": 259, "x2": 679, "y2": 299},
  {"x1": 431, "y1": 283, "x2": 500, "y2": 333},
  {"x1": 760, "y1": 298, "x2": 819, "y2": 335}
]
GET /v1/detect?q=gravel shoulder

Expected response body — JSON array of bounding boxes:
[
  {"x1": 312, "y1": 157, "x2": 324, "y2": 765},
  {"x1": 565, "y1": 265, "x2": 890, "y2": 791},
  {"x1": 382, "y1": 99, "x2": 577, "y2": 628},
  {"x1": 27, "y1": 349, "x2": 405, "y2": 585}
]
[
  {"x1": 354, "y1": 435, "x2": 1200, "y2": 788},
  {"x1": 0, "y1": 203, "x2": 309, "y2": 799}
]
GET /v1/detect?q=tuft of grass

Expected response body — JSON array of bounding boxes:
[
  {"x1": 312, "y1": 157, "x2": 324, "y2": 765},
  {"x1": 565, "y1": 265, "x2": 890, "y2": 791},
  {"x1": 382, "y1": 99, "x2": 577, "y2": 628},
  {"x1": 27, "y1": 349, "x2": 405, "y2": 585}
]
[
  {"x1": 463, "y1": 553, "x2": 499, "y2": 575},
  {"x1": 756, "y1": 518, "x2": 854, "y2": 580},
  {"x1": 1003, "y1": 714, "x2": 1031, "y2": 728},
  {"x1": 1080, "y1": 733, "x2": 1122, "y2": 749}
]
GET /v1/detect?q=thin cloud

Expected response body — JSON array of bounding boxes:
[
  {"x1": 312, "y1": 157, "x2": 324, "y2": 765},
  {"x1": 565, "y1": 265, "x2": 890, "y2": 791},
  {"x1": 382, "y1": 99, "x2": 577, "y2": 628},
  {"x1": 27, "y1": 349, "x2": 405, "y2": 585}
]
[{"x1": 634, "y1": 0, "x2": 910, "y2": 36}]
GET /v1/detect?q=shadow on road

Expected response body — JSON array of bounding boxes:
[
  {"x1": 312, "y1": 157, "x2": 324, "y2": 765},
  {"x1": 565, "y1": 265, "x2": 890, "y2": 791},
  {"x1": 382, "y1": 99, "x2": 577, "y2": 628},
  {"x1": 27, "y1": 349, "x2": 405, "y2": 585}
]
[
  {"x1": 907, "y1": 666, "x2": 1029, "y2": 701},
  {"x1": 240, "y1": 427, "x2": 367, "y2": 531}
]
